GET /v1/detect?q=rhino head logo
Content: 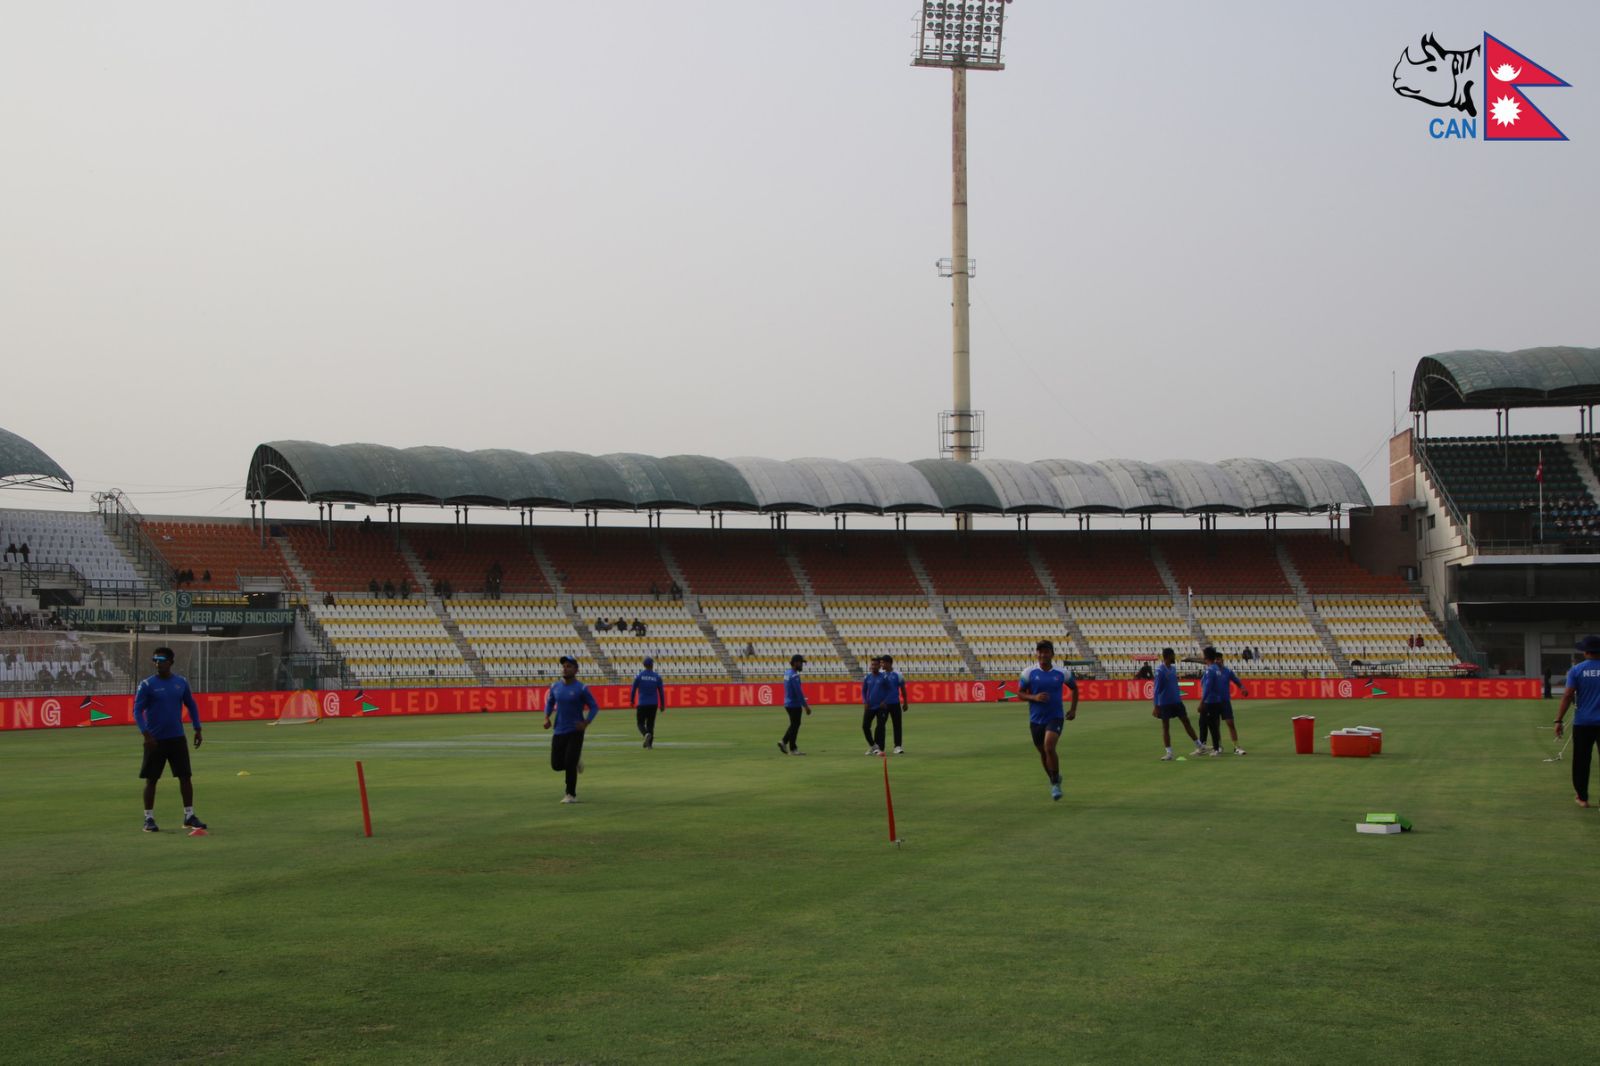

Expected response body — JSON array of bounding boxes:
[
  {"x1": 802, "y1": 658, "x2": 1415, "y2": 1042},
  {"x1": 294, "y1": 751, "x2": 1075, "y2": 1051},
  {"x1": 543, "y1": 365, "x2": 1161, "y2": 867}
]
[{"x1": 1393, "y1": 33, "x2": 1480, "y2": 117}]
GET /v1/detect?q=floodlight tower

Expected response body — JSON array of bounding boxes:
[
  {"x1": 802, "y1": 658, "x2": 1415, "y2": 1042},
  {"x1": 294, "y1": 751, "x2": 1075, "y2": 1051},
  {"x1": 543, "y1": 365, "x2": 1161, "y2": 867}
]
[{"x1": 915, "y1": 0, "x2": 1010, "y2": 466}]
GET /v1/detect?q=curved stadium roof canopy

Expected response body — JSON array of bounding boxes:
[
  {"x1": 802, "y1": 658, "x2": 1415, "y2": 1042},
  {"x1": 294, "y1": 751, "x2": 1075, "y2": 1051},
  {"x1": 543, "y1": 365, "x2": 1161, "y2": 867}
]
[
  {"x1": 248, "y1": 442, "x2": 1371, "y2": 516},
  {"x1": 1410, "y1": 347, "x2": 1600, "y2": 412},
  {"x1": 0, "y1": 427, "x2": 72, "y2": 492}
]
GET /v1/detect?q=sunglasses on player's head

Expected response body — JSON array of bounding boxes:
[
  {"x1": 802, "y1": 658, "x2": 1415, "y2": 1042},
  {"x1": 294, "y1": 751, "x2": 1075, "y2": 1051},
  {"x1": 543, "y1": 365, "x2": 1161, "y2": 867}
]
[{"x1": 152, "y1": 655, "x2": 172, "y2": 663}]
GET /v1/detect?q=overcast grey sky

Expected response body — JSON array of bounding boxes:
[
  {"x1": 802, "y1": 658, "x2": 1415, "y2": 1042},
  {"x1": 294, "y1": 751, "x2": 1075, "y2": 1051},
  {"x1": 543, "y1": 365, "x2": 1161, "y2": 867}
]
[{"x1": 2, "y1": 1, "x2": 1595, "y2": 524}]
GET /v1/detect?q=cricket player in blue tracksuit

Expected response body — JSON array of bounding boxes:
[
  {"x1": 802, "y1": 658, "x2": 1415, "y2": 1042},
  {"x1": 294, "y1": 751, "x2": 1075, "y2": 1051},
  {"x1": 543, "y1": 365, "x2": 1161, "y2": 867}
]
[
  {"x1": 631, "y1": 656, "x2": 665, "y2": 750},
  {"x1": 1556, "y1": 635, "x2": 1600, "y2": 806},
  {"x1": 862, "y1": 656, "x2": 886, "y2": 754},
  {"x1": 1153, "y1": 647, "x2": 1206, "y2": 761},
  {"x1": 544, "y1": 656, "x2": 600, "y2": 803},
  {"x1": 1197, "y1": 646, "x2": 1249, "y2": 755},
  {"x1": 879, "y1": 654, "x2": 909, "y2": 754},
  {"x1": 1017, "y1": 639, "x2": 1078, "y2": 801},
  {"x1": 133, "y1": 646, "x2": 205, "y2": 833},
  {"x1": 780, "y1": 654, "x2": 812, "y2": 755}
]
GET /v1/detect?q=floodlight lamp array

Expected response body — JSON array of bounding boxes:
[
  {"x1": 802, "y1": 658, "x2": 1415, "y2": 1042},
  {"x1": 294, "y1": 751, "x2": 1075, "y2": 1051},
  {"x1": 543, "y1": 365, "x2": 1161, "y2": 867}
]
[{"x1": 914, "y1": 0, "x2": 1008, "y2": 69}]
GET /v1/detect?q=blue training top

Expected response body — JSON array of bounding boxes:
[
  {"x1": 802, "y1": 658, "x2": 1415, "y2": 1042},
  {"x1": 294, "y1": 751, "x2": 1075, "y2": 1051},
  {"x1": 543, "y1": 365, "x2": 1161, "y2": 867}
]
[
  {"x1": 862, "y1": 671, "x2": 884, "y2": 709},
  {"x1": 1567, "y1": 659, "x2": 1600, "y2": 726},
  {"x1": 881, "y1": 669, "x2": 906, "y2": 704},
  {"x1": 1020, "y1": 665, "x2": 1077, "y2": 725},
  {"x1": 545, "y1": 680, "x2": 599, "y2": 735},
  {"x1": 630, "y1": 669, "x2": 664, "y2": 708},
  {"x1": 133, "y1": 673, "x2": 200, "y2": 740},
  {"x1": 783, "y1": 668, "x2": 806, "y2": 709},
  {"x1": 1153, "y1": 663, "x2": 1183, "y2": 706},
  {"x1": 1200, "y1": 663, "x2": 1245, "y2": 703}
]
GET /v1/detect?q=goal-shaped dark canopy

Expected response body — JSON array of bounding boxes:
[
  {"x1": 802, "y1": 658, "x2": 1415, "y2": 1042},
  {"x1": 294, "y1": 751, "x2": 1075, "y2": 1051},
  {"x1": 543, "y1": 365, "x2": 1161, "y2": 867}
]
[
  {"x1": 0, "y1": 426, "x2": 72, "y2": 492},
  {"x1": 248, "y1": 442, "x2": 1372, "y2": 516},
  {"x1": 1411, "y1": 347, "x2": 1600, "y2": 412}
]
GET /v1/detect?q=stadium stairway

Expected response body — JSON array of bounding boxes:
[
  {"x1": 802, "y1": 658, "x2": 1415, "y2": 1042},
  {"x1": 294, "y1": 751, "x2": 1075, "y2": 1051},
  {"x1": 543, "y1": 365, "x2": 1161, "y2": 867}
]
[
  {"x1": 783, "y1": 546, "x2": 860, "y2": 674},
  {"x1": 274, "y1": 535, "x2": 318, "y2": 598},
  {"x1": 1149, "y1": 542, "x2": 1211, "y2": 650},
  {"x1": 433, "y1": 599, "x2": 490, "y2": 684},
  {"x1": 529, "y1": 537, "x2": 618, "y2": 682},
  {"x1": 904, "y1": 541, "x2": 985, "y2": 679},
  {"x1": 1275, "y1": 541, "x2": 1352, "y2": 675},
  {"x1": 397, "y1": 539, "x2": 436, "y2": 600},
  {"x1": 1025, "y1": 541, "x2": 1107, "y2": 678},
  {"x1": 658, "y1": 542, "x2": 744, "y2": 681}
]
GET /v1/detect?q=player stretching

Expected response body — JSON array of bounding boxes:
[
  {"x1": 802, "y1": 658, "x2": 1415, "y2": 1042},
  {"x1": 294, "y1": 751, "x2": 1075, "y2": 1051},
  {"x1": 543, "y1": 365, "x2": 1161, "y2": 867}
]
[
  {"x1": 1555, "y1": 635, "x2": 1600, "y2": 807},
  {"x1": 631, "y1": 656, "x2": 664, "y2": 749},
  {"x1": 779, "y1": 654, "x2": 812, "y2": 755},
  {"x1": 1198, "y1": 647, "x2": 1249, "y2": 755},
  {"x1": 880, "y1": 653, "x2": 909, "y2": 754},
  {"x1": 544, "y1": 655, "x2": 599, "y2": 804},
  {"x1": 862, "y1": 656, "x2": 886, "y2": 755},
  {"x1": 134, "y1": 646, "x2": 206, "y2": 833},
  {"x1": 1154, "y1": 647, "x2": 1206, "y2": 761},
  {"x1": 1018, "y1": 639, "x2": 1078, "y2": 801}
]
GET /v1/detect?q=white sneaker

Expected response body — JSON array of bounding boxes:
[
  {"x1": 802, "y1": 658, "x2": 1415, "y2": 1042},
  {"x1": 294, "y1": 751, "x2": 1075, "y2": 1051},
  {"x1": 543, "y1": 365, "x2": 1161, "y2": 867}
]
[
  {"x1": 560, "y1": 794, "x2": 577, "y2": 804},
  {"x1": 1234, "y1": 747, "x2": 1247, "y2": 755},
  {"x1": 866, "y1": 747, "x2": 880, "y2": 756},
  {"x1": 893, "y1": 746, "x2": 904, "y2": 755},
  {"x1": 1160, "y1": 752, "x2": 1175, "y2": 761},
  {"x1": 1208, "y1": 748, "x2": 1221, "y2": 757},
  {"x1": 778, "y1": 740, "x2": 788, "y2": 754}
]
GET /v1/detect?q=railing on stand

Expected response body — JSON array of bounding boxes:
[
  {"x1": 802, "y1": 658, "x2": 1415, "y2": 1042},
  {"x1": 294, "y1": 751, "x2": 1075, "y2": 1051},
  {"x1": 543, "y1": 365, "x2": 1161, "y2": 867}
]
[{"x1": 93, "y1": 489, "x2": 175, "y2": 591}]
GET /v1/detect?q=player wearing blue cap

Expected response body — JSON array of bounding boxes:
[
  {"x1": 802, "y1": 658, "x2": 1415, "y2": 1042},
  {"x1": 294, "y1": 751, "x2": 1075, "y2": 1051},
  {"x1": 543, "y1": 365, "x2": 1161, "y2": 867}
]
[
  {"x1": 133, "y1": 646, "x2": 205, "y2": 832},
  {"x1": 631, "y1": 657, "x2": 665, "y2": 749},
  {"x1": 544, "y1": 656, "x2": 599, "y2": 804},
  {"x1": 1017, "y1": 640, "x2": 1078, "y2": 801},
  {"x1": 1153, "y1": 647, "x2": 1206, "y2": 761},
  {"x1": 1556, "y1": 635, "x2": 1600, "y2": 807}
]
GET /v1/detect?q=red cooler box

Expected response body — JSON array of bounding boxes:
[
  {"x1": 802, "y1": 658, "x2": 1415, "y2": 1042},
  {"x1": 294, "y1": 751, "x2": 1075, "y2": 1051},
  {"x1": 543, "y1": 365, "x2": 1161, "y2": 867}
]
[{"x1": 1293, "y1": 715, "x2": 1315, "y2": 755}]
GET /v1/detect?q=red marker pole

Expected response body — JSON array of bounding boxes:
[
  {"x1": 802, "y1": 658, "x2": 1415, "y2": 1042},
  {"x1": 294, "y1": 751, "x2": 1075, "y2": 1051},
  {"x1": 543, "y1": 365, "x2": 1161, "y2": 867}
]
[
  {"x1": 355, "y1": 760, "x2": 373, "y2": 837},
  {"x1": 881, "y1": 753, "x2": 899, "y2": 845}
]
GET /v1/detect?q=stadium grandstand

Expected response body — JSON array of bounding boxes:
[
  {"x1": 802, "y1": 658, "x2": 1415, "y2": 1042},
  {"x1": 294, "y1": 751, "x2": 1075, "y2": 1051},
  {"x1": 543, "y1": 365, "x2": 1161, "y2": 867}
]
[
  {"x1": 1398, "y1": 346, "x2": 1600, "y2": 681},
  {"x1": 19, "y1": 349, "x2": 1600, "y2": 697},
  {"x1": 1, "y1": 418, "x2": 1497, "y2": 696}
]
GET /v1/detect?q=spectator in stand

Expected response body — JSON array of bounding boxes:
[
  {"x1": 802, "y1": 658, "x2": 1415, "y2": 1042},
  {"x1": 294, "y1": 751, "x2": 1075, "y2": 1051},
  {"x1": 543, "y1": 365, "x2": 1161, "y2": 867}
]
[
  {"x1": 201, "y1": 569, "x2": 211, "y2": 583},
  {"x1": 630, "y1": 617, "x2": 646, "y2": 636},
  {"x1": 383, "y1": 580, "x2": 395, "y2": 598},
  {"x1": 369, "y1": 578, "x2": 380, "y2": 594},
  {"x1": 323, "y1": 592, "x2": 335, "y2": 607},
  {"x1": 615, "y1": 616, "x2": 628, "y2": 633},
  {"x1": 4, "y1": 542, "x2": 15, "y2": 561},
  {"x1": 37, "y1": 665, "x2": 54, "y2": 689},
  {"x1": 595, "y1": 617, "x2": 611, "y2": 632},
  {"x1": 669, "y1": 581, "x2": 682, "y2": 602},
  {"x1": 399, "y1": 579, "x2": 410, "y2": 599},
  {"x1": 18, "y1": 542, "x2": 29, "y2": 563},
  {"x1": 650, "y1": 582, "x2": 661, "y2": 601},
  {"x1": 743, "y1": 641, "x2": 755, "y2": 658}
]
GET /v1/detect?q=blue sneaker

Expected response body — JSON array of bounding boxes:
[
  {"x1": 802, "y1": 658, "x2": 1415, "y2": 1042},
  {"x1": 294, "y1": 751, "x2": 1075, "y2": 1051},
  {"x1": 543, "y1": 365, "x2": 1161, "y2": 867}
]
[
  {"x1": 1050, "y1": 784, "x2": 1063, "y2": 801},
  {"x1": 143, "y1": 817, "x2": 159, "y2": 833},
  {"x1": 183, "y1": 815, "x2": 207, "y2": 830}
]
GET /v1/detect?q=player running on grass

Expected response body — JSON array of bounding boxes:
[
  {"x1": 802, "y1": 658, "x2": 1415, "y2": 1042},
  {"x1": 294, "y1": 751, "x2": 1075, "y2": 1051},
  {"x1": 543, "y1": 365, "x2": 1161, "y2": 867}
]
[
  {"x1": 862, "y1": 655, "x2": 886, "y2": 755},
  {"x1": 1554, "y1": 634, "x2": 1600, "y2": 807},
  {"x1": 134, "y1": 646, "x2": 206, "y2": 833},
  {"x1": 544, "y1": 655, "x2": 599, "y2": 804},
  {"x1": 1197, "y1": 647, "x2": 1249, "y2": 756},
  {"x1": 779, "y1": 654, "x2": 812, "y2": 755},
  {"x1": 1154, "y1": 647, "x2": 1207, "y2": 761},
  {"x1": 631, "y1": 656, "x2": 664, "y2": 750},
  {"x1": 1017, "y1": 639, "x2": 1078, "y2": 801}
]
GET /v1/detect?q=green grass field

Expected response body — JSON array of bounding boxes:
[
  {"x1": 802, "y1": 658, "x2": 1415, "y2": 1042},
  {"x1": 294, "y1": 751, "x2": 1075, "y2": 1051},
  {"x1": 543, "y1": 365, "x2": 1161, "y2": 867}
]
[{"x1": 2, "y1": 698, "x2": 1594, "y2": 1064}]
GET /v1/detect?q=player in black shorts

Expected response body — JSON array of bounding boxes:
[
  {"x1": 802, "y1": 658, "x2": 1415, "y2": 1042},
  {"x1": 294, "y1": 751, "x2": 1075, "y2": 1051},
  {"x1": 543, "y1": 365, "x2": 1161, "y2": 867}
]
[{"x1": 133, "y1": 647, "x2": 206, "y2": 832}]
